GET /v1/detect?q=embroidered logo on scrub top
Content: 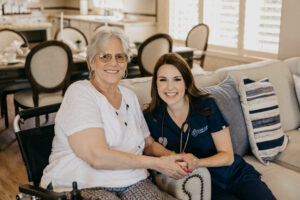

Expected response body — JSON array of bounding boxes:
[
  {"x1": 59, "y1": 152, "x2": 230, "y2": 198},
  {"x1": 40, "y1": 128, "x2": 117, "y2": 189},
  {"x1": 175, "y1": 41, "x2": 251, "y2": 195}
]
[{"x1": 191, "y1": 125, "x2": 208, "y2": 137}]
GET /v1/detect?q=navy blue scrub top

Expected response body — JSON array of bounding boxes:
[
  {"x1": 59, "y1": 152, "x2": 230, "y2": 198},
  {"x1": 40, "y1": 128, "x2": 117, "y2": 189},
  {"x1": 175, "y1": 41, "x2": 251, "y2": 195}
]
[{"x1": 144, "y1": 97, "x2": 260, "y2": 190}]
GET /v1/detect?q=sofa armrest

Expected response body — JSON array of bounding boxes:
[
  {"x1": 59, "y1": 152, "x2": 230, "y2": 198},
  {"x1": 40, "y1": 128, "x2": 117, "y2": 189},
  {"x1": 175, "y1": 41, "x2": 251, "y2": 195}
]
[{"x1": 152, "y1": 167, "x2": 211, "y2": 200}]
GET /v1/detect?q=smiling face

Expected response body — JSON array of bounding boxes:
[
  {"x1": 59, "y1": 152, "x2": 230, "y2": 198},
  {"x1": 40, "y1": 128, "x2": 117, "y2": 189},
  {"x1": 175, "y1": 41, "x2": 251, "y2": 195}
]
[
  {"x1": 91, "y1": 37, "x2": 127, "y2": 87},
  {"x1": 156, "y1": 64, "x2": 187, "y2": 108}
]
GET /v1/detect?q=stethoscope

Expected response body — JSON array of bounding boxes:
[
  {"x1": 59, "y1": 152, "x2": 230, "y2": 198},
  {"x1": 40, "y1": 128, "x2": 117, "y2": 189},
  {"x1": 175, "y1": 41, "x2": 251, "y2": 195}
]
[{"x1": 159, "y1": 108, "x2": 191, "y2": 153}]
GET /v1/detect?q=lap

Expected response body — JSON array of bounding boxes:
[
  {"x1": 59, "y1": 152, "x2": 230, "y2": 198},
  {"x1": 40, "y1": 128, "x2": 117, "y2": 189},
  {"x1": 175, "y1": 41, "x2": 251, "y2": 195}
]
[
  {"x1": 212, "y1": 173, "x2": 276, "y2": 200},
  {"x1": 120, "y1": 179, "x2": 178, "y2": 200},
  {"x1": 231, "y1": 174, "x2": 276, "y2": 200},
  {"x1": 212, "y1": 184, "x2": 240, "y2": 200},
  {"x1": 65, "y1": 179, "x2": 177, "y2": 200},
  {"x1": 212, "y1": 192, "x2": 240, "y2": 200},
  {"x1": 65, "y1": 188, "x2": 121, "y2": 200}
]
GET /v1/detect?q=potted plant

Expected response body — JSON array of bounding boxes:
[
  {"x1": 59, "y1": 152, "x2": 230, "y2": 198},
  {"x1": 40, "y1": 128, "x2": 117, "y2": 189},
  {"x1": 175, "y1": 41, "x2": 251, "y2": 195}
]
[{"x1": 134, "y1": 41, "x2": 142, "y2": 50}]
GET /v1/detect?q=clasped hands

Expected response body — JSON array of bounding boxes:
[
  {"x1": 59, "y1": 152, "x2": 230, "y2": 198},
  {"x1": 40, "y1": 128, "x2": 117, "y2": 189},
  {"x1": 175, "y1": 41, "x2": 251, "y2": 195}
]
[{"x1": 158, "y1": 152, "x2": 199, "y2": 179}]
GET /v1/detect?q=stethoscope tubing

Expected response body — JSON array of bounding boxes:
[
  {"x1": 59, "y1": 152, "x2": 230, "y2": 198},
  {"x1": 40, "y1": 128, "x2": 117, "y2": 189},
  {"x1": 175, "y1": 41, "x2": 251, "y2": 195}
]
[{"x1": 160, "y1": 108, "x2": 191, "y2": 153}]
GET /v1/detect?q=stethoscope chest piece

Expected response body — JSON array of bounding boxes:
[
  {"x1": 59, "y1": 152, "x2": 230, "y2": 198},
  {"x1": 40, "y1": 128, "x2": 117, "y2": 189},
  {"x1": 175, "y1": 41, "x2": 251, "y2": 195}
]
[{"x1": 158, "y1": 136, "x2": 168, "y2": 147}]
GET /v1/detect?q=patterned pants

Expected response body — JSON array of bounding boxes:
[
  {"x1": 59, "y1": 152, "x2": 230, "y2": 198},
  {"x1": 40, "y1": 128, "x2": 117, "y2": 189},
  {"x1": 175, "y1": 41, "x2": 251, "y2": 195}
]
[{"x1": 65, "y1": 179, "x2": 178, "y2": 200}]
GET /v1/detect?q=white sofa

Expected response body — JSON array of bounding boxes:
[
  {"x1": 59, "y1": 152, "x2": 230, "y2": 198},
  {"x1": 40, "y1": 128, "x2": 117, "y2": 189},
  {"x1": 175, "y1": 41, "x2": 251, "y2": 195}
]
[{"x1": 120, "y1": 57, "x2": 300, "y2": 200}]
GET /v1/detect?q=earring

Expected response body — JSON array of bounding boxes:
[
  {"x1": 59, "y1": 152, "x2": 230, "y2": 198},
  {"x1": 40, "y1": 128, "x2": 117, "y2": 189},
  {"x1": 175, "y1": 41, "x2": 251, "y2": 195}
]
[
  {"x1": 122, "y1": 68, "x2": 128, "y2": 79},
  {"x1": 90, "y1": 70, "x2": 95, "y2": 80}
]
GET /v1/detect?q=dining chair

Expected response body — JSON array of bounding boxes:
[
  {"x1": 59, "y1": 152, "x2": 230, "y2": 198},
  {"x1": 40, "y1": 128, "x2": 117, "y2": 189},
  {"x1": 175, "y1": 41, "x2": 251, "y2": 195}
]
[
  {"x1": 0, "y1": 28, "x2": 31, "y2": 129},
  {"x1": 137, "y1": 33, "x2": 173, "y2": 76},
  {"x1": 185, "y1": 23, "x2": 209, "y2": 67},
  {"x1": 13, "y1": 40, "x2": 73, "y2": 126},
  {"x1": 94, "y1": 25, "x2": 104, "y2": 33},
  {"x1": 0, "y1": 28, "x2": 28, "y2": 51},
  {"x1": 55, "y1": 26, "x2": 88, "y2": 81},
  {"x1": 55, "y1": 26, "x2": 88, "y2": 51}
]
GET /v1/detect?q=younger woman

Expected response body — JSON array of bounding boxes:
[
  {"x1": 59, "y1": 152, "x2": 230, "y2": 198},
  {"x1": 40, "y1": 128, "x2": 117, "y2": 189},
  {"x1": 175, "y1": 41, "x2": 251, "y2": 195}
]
[{"x1": 144, "y1": 53, "x2": 276, "y2": 200}]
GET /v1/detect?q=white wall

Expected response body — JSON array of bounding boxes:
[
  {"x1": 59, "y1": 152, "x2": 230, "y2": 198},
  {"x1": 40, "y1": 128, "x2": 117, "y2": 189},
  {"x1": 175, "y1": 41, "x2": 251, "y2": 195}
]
[
  {"x1": 278, "y1": 0, "x2": 300, "y2": 60},
  {"x1": 64, "y1": 0, "x2": 80, "y2": 8},
  {"x1": 123, "y1": 0, "x2": 156, "y2": 14},
  {"x1": 28, "y1": 0, "x2": 65, "y2": 7}
]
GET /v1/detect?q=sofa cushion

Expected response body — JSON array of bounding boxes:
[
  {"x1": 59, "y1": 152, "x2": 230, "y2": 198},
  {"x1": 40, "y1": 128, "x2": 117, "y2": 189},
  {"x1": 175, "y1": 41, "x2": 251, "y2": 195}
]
[
  {"x1": 274, "y1": 130, "x2": 300, "y2": 172},
  {"x1": 120, "y1": 77, "x2": 152, "y2": 109},
  {"x1": 244, "y1": 155, "x2": 300, "y2": 200},
  {"x1": 193, "y1": 71, "x2": 222, "y2": 87},
  {"x1": 284, "y1": 56, "x2": 300, "y2": 76},
  {"x1": 200, "y1": 75, "x2": 249, "y2": 156},
  {"x1": 293, "y1": 74, "x2": 300, "y2": 105},
  {"x1": 239, "y1": 77, "x2": 288, "y2": 165},
  {"x1": 215, "y1": 60, "x2": 300, "y2": 132}
]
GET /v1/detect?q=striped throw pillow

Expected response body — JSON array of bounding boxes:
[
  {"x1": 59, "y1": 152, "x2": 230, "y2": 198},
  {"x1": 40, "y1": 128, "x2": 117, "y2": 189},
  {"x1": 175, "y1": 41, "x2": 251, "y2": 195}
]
[{"x1": 239, "y1": 77, "x2": 289, "y2": 165}]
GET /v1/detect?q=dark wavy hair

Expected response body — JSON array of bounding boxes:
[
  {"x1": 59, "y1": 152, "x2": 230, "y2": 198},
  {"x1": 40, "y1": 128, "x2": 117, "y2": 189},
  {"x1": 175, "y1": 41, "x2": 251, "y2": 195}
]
[{"x1": 144, "y1": 53, "x2": 211, "y2": 116}]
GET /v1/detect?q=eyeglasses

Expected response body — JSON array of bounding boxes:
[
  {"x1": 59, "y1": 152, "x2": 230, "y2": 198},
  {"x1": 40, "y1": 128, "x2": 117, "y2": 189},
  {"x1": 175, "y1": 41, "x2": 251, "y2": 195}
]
[{"x1": 97, "y1": 53, "x2": 128, "y2": 63}]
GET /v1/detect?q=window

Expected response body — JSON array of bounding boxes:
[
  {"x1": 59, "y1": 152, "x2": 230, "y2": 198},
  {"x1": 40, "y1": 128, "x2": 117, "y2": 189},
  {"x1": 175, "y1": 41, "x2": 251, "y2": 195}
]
[
  {"x1": 170, "y1": 0, "x2": 282, "y2": 57},
  {"x1": 203, "y1": 0, "x2": 282, "y2": 56},
  {"x1": 203, "y1": 0, "x2": 240, "y2": 48},
  {"x1": 169, "y1": 0, "x2": 199, "y2": 41},
  {"x1": 243, "y1": 0, "x2": 282, "y2": 54}
]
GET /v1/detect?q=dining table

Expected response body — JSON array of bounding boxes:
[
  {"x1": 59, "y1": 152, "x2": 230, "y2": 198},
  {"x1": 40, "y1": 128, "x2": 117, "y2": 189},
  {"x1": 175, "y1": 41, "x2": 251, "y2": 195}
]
[
  {"x1": 0, "y1": 46, "x2": 194, "y2": 83},
  {"x1": 0, "y1": 53, "x2": 88, "y2": 83}
]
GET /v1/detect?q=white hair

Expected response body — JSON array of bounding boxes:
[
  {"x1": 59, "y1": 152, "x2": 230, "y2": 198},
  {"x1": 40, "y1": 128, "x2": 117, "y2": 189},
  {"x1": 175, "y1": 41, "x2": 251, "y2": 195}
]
[{"x1": 86, "y1": 26, "x2": 131, "y2": 71}]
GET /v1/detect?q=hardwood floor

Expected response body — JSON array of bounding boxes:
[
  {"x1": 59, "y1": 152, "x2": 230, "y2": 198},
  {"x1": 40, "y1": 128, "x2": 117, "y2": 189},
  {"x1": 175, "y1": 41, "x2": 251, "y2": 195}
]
[
  {"x1": 0, "y1": 94, "x2": 55, "y2": 200},
  {"x1": 0, "y1": 94, "x2": 26, "y2": 200}
]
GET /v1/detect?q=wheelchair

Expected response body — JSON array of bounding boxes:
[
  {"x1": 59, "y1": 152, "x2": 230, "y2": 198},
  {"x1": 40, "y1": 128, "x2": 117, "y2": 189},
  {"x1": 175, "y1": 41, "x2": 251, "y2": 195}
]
[
  {"x1": 14, "y1": 103, "x2": 82, "y2": 200},
  {"x1": 14, "y1": 104, "x2": 211, "y2": 200}
]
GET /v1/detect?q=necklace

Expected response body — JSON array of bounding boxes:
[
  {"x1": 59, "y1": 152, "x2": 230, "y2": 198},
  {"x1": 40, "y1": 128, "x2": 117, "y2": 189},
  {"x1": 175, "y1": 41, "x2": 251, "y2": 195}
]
[
  {"x1": 90, "y1": 80, "x2": 129, "y2": 127},
  {"x1": 90, "y1": 80, "x2": 121, "y2": 108}
]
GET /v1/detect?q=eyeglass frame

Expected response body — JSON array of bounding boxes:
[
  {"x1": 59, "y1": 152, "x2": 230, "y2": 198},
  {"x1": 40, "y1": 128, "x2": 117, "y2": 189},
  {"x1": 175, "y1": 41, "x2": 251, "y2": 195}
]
[{"x1": 95, "y1": 52, "x2": 128, "y2": 64}]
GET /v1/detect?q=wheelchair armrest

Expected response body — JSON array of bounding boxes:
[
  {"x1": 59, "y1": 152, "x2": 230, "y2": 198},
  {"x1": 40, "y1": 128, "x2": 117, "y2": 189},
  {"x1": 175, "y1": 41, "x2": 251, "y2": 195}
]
[
  {"x1": 152, "y1": 167, "x2": 211, "y2": 200},
  {"x1": 19, "y1": 184, "x2": 67, "y2": 200},
  {"x1": 18, "y1": 103, "x2": 61, "y2": 120}
]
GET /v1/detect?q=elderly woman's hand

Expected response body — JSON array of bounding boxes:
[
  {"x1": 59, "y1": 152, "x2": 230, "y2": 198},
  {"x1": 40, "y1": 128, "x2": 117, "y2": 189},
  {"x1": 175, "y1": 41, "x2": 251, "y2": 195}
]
[{"x1": 156, "y1": 154, "x2": 189, "y2": 179}]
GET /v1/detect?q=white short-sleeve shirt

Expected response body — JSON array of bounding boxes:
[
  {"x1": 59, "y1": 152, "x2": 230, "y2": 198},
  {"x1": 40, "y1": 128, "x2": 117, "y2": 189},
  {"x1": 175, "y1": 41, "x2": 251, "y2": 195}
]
[{"x1": 40, "y1": 80, "x2": 151, "y2": 191}]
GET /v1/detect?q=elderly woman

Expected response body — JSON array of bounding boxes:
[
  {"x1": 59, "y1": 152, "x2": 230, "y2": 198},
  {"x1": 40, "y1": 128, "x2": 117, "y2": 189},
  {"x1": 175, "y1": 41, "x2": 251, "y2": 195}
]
[{"x1": 40, "y1": 27, "x2": 188, "y2": 200}]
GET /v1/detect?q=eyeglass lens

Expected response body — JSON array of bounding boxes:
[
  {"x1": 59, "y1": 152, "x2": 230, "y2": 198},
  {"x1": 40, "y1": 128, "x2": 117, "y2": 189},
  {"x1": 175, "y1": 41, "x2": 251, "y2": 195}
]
[{"x1": 99, "y1": 53, "x2": 128, "y2": 63}]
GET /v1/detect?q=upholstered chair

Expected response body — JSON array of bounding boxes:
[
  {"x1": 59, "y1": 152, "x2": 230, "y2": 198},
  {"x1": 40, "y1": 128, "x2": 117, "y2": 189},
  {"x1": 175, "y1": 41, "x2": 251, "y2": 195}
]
[
  {"x1": 186, "y1": 23, "x2": 209, "y2": 67},
  {"x1": 137, "y1": 33, "x2": 173, "y2": 76},
  {"x1": 55, "y1": 26, "x2": 88, "y2": 81},
  {"x1": 55, "y1": 26, "x2": 88, "y2": 49},
  {"x1": 0, "y1": 28, "x2": 31, "y2": 129},
  {"x1": 14, "y1": 40, "x2": 73, "y2": 126}
]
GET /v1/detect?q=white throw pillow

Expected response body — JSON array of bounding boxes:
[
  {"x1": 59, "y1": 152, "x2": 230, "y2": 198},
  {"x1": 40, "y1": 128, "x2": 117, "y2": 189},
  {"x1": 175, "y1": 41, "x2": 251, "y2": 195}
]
[{"x1": 239, "y1": 76, "x2": 289, "y2": 165}]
